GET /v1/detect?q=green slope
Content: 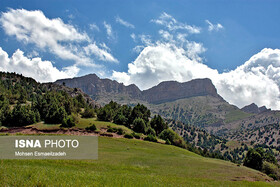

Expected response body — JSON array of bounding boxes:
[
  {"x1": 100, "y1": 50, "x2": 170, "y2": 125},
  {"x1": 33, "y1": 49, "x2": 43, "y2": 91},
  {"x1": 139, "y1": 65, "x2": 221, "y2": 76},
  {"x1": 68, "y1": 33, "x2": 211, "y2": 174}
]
[{"x1": 0, "y1": 137, "x2": 277, "y2": 186}]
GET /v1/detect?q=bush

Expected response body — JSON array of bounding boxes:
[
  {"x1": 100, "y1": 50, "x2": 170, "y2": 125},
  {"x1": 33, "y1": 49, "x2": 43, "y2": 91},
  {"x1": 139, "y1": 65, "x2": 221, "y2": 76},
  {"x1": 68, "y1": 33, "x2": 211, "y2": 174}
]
[
  {"x1": 117, "y1": 128, "x2": 124, "y2": 135},
  {"x1": 268, "y1": 174, "x2": 278, "y2": 180},
  {"x1": 159, "y1": 129, "x2": 178, "y2": 144},
  {"x1": 85, "y1": 123, "x2": 97, "y2": 131},
  {"x1": 144, "y1": 134, "x2": 157, "y2": 142},
  {"x1": 60, "y1": 115, "x2": 75, "y2": 128},
  {"x1": 165, "y1": 139, "x2": 171, "y2": 145},
  {"x1": 132, "y1": 118, "x2": 146, "y2": 133},
  {"x1": 81, "y1": 107, "x2": 95, "y2": 118},
  {"x1": 132, "y1": 132, "x2": 141, "y2": 139},
  {"x1": 262, "y1": 161, "x2": 280, "y2": 180},
  {"x1": 244, "y1": 148, "x2": 263, "y2": 170},
  {"x1": 107, "y1": 127, "x2": 117, "y2": 133},
  {"x1": 145, "y1": 127, "x2": 156, "y2": 136},
  {"x1": 124, "y1": 133, "x2": 134, "y2": 139}
]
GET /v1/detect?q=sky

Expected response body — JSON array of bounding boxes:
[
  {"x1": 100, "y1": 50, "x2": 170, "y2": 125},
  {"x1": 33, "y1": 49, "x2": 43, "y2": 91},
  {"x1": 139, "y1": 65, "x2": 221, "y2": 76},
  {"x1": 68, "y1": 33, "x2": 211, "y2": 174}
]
[{"x1": 1, "y1": 0, "x2": 280, "y2": 109}]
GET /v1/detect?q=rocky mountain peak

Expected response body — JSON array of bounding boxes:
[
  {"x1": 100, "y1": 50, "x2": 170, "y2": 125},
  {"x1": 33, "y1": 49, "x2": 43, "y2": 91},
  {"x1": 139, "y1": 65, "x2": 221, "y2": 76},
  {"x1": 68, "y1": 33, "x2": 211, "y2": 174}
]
[
  {"x1": 241, "y1": 103, "x2": 270, "y2": 114},
  {"x1": 142, "y1": 78, "x2": 221, "y2": 104}
]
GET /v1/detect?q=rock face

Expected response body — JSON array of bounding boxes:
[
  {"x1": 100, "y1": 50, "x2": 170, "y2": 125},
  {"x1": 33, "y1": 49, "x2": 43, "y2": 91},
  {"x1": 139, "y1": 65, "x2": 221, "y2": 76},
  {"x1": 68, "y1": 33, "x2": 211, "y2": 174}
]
[
  {"x1": 56, "y1": 74, "x2": 142, "y2": 99},
  {"x1": 142, "y1": 78, "x2": 221, "y2": 104},
  {"x1": 241, "y1": 103, "x2": 270, "y2": 114},
  {"x1": 56, "y1": 74, "x2": 222, "y2": 104}
]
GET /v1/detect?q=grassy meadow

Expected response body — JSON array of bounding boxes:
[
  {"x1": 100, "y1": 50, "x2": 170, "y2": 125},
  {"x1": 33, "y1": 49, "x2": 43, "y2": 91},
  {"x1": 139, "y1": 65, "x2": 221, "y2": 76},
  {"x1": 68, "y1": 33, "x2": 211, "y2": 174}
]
[{"x1": 0, "y1": 136, "x2": 278, "y2": 186}]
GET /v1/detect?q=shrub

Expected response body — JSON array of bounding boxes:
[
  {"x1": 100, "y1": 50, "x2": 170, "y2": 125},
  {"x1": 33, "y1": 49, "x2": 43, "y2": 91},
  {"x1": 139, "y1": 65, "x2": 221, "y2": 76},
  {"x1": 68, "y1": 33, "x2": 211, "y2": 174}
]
[
  {"x1": 124, "y1": 133, "x2": 134, "y2": 139},
  {"x1": 117, "y1": 128, "x2": 124, "y2": 135},
  {"x1": 132, "y1": 118, "x2": 146, "y2": 133},
  {"x1": 132, "y1": 132, "x2": 141, "y2": 139},
  {"x1": 244, "y1": 148, "x2": 263, "y2": 170},
  {"x1": 60, "y1": 115, "x2": 75, "y2": 128},
  {"x1": 85, "y1": 123, "x2": 97, "y2": 131},
  {"x1": 159, "y1": 129, "x2": 178, "y2": 144},
  {"x1": 165, "y1": 139, "x2": 171, "y2": 145},
  {"x1": 107, "y1": 128, "x2": 117, "y2": 133},
  {"x1": 145, "y1": 127, "x2": 156, "y2": 136},
  {"x1": 144, "y1": 134, "x2": 157, "y2": 142},
  {"x1": 81, "y1": 107, "x2": 95, "y2": 118}
]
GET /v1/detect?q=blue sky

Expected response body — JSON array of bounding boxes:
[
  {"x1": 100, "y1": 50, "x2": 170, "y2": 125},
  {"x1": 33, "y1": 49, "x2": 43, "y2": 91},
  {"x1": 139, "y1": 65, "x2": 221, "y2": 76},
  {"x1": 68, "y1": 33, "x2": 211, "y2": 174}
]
[{"x1": 1, "y1": 0, "x2": 280, "y2": 109}]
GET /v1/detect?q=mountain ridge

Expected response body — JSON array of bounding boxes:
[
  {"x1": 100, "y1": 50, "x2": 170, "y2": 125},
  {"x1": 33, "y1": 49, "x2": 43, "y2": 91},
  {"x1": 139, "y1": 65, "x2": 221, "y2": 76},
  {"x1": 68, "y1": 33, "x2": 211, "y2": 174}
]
[{"x1": 56, "y1": 74, "x2": 223, "y2": 104}]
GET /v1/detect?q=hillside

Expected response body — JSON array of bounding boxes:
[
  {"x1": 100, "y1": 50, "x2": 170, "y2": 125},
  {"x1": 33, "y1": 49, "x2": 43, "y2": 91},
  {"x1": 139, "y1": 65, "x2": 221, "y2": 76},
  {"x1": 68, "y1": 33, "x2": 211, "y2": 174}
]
[{"x1": 0, "y1": 136, "x2": 276, "y2": 186}]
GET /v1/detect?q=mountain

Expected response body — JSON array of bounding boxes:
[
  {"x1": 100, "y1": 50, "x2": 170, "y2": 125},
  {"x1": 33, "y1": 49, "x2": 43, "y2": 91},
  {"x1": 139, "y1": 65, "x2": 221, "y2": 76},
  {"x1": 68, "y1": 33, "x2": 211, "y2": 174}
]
[
  {"x1": 55, "y1": 74, "x2": 280, "y2": 140},
  {"x1": 241, "y1": 103, "x2": 270, "y2": 114},
  {"x1": 56, "y1": 74, "x2": 222, "y2": 104},
  {"x1": 142, "y1": 78, "x2": 223, "y2": 104}
]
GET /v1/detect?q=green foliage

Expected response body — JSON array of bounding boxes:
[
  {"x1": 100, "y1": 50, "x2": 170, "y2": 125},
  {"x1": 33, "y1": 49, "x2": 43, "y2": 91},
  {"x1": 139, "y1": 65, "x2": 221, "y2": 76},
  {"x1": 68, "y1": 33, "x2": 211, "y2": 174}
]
[
  {"x1": 60, "y1": 115, "x2": 75, "y2": 128},
  {"x1": 165, "y1": 139, "x2": 171, "y2": 145},
  {"x1": 244, "y1": 148, "x2": 263, "y2": 171},
  {"x1": 129, "y1": 103, "x2": 150, "y2": 124},
  {"x1": 116, "y1": 128, "x2": 125, "y2": 135},
  {"x1": 0, "y1": 72, "x2": 92, "y2": 127},
  {"x1": 132, "y1": 132, "x2": 141, "y2": 139},
  {"x1": 262, "y1": 162, "x2": 280, "y2": 180},
  {"x1": 45, "y1": 104, "x2": 67, "y2": 124},
  {"x1": 124, "y1": 133, "x2": 134, "y2": 139},
  {"x1": 132, "y1": 118, "x2": 146, "y2": 133},
  {"x1": 145, "y1": 126, "x2": 156, "y2": 136},
  {"x1": 144, "y1": 134, "x2": 157, "y2": 142},
  {"x1": 4, "y1": 104, "x2": 39, "y2": 127},
  {"x1": 81, "y1": 107, "x2": 95, "y2": 118},
  {"x1": 85, "y1": 123, "x2": 97, "y2": 131},
  {"x1": 159, "y1": 129, "x2": 179, "y2": 145},
  {"x1": 150, "y1": 115, "x2": 167, "y2": 135}
]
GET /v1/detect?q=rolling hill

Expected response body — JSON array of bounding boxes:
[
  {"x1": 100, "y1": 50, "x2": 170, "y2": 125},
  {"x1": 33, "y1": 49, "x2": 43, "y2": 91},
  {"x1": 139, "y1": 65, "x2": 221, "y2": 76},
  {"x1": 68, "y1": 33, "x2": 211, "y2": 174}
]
[{"x1": 0, "y1": 136, "x2": 277, "y2": 186}]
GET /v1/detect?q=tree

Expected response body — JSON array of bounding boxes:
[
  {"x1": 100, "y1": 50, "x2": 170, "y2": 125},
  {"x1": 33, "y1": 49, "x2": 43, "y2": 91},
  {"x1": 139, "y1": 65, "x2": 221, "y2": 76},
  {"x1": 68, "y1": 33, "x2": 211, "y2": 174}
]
[
  {"x1": 244, "y1": 148, "x2": 263, "y2": 170},
  {"x1": 81, "y1": 106, "x2": 95, "y2": 118},
  {"x1": 45, "y1": 103, "x2": 67, "y2": 124},
  {"x1": 150, "y1": 115, "x2": 167, "y2": 135},
  {"x1": 129, "y1": 104, "x2": 150, "y2": 124},
  {"x1": 61, "y1": 115, "x2": 75, "y2": 128},
  {"x1": 132, "y1": 118, "x2": 146, "y2": 133},
  {"x1": 159, "y1": 129, "x2": 178, "y2": 144}
]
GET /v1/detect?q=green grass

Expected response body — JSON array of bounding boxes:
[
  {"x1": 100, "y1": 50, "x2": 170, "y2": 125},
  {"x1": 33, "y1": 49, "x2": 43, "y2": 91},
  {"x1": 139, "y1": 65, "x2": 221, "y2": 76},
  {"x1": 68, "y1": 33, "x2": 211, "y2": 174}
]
[
  {"x1": 225, "y1": 109, "x2": 253, "y2": 123},
  {"x1": 27, "y1": 118, "x2": 133, "y2": 134},
  {"x1": 28, "y1": 122, "x2": 61, "y2": 130},
  {"x1": 77, "y1": 118, "x2": 133, "y2": 133},
  {"x1": 0, "y1": 137, "x2": 278, "y2": 186}
]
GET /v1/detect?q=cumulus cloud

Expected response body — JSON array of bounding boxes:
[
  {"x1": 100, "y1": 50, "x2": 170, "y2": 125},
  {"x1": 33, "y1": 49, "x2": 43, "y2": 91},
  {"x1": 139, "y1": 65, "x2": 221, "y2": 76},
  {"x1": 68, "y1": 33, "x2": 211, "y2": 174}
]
[
  {"x1": 151, "y1": 12, "x2": 201, "y2": 34},
  {"x1": 205, "y1": 20, "x2": 224, "y2": 32},
  {"x1": 116, "y1": 16, "x2": 135, "y2": 29},
  {"x1": 112, "y1": 44, "x2": 280, "y2": 109},
  {"x1": 0, "y1": 47, "x2": 78, "y2": 82},
  {"x1": 0, "y1": 9, "x2": 118, "y2": 66}
]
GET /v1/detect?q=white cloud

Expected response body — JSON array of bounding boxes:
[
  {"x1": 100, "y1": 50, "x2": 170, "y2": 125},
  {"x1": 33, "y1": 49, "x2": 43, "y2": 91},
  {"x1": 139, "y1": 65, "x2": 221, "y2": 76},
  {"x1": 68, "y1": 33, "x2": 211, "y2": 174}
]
[
  {"x1": 0, "y1": 9, "x2": 118, "y2": 67},
  {"x1": 0, "y1": 47, "x2": 78, "y2": 82},
  {"x1": 103, "y1": 21, "x2": 115, "y2": 40},
  {"x1": 112, "y1": 44, "x2": 280, "y2": 109},
  {"x1": 205, "y1": 20, "x2": 224, "y2": 32},
  {"x1": 84, "y1": 43, "x2": 118, "y2": 63},
  {"x1": 130, "y1": 33, "x2": 136, "y2": 42},
  {"x1": 89, "y1": 23, "x2": 100, "y2": 31},
  {"x1": 151, "y1": 12, "x2": 201, "y2": 34},
  {"x1": 116, "y1": 16, "x2": 135, "y2": 29}
]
